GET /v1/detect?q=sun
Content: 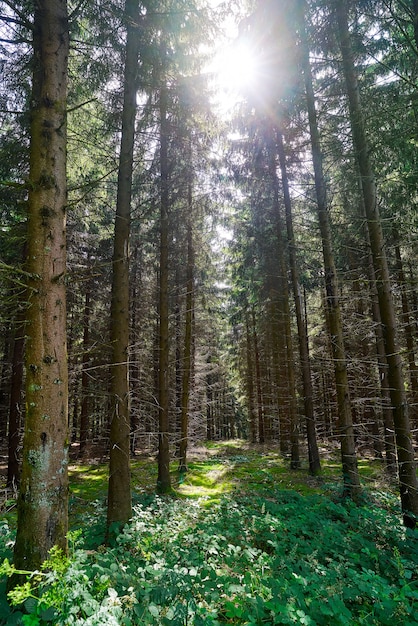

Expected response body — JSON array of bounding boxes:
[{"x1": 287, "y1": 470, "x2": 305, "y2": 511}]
[
  {"x1": 210, "y1": 38, "x2": 259, "y2": 115},
  {"x1": 218, "y1": 41, "x2": 258, "y2": 94}
]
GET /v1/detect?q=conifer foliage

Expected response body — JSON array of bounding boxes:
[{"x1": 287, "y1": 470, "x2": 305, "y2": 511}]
[{"x1": 0, "y1": 0, "x2": 417, "y2": 589}]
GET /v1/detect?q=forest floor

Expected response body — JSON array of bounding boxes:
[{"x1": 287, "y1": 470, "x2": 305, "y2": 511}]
[{"x1": 1, "y1": 440, "x2": 417, "y2": 625}]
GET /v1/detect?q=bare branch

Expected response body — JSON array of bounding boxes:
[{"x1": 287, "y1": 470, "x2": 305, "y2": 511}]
[
  {"x1": 67, "y1": 98, "x2": 97, "y2": 114},
  {"x1": 0, "y1": 1, "x2": 33, "y2": 31},
  {"x1": 68, "y1": 0, "x2": 89, "y2": 22}
]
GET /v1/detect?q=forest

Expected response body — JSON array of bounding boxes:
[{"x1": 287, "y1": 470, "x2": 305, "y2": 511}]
[{"x1": 0, "y1": 0, "x2": 417, "y2": 624}]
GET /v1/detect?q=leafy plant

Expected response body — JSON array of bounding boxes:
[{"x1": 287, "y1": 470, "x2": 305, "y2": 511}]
[
  {"x1": 1, "y1": 490, "x2": 417, "y2": 625},
  {"x1": 1, "y1": 445, "x2": 417, "y2": 625}
]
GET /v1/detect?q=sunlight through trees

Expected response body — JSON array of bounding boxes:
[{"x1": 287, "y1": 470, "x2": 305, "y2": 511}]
[{"x1": 0, "y1": 1, "x2": 418, "y2": 613}]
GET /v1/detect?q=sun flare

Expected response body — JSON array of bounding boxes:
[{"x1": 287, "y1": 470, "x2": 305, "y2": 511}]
[
  {"x1": 218, "y1": 42, "x2": 257, "y2": 93},
  {"x1": 211, "y1": 39, "x2": 258, "y2": 114}
]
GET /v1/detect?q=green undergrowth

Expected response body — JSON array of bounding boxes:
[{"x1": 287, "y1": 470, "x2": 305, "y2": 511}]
[{"x1": 0, "y1": 442, "x2": 417, "y2": 625}]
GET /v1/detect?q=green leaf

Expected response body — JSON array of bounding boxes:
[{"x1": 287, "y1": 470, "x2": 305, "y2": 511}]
[{"x1": 148, "y1": 603, "x2": 160, "y2": 617}]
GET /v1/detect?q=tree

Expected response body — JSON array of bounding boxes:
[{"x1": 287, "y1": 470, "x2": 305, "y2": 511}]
[
  {"x1": 178, "y1": 154, "x2": 195, "y2": 473},
  {"x1": 156, "y1": 74, "x2": 171, "y2": 493},
  {"x1": 107, "y1": 0, "x2": 141, "y2": 533},
  {"x1": 6, "y1": 306, "x2": 25, "y2": 488},
  {"x1": 297, "y1": 0, "x2": 360, "y2": 499},
  {"x1": 276, "y1": 128, "x2": 321, "y2": 475},
  {"x1": 13, "y1": 0, "x2": 70, "y2": 570},
  {"x1": 334, "y1": 0, "x2": 418, "y2": 527}
]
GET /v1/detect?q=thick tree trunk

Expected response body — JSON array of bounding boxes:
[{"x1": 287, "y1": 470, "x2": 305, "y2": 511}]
[
  {"x1": 157, "y1": 79, "x2": 171, "y2": 493},
  {"x1": 276, "y1": 128, "x2": 321, "y2": 475},
  {"x1": 335, "y1": 1, "x2": 418, "y2": 528},
  {"x1": 13, "y1": 0, "x2": 69, "y2": 571},
  {"x1": 298, "y1": 0, "x2": 360, "y2": 499},
  {"x1": 7, "y1": 321, "x2": 24, "y2": 488},
  {"x1": 107, "y1": 0, "x2": 140, "y2": 532}
]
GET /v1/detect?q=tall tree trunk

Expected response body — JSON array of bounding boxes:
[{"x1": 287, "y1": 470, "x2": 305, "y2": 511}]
[
  {"x1": 298, "y1": 0, "x2": 360, "y2": 499},
  {"x1": 174, "y1": 281, "x2": 182, "y2": 455},
  {"x1": 394, "y1": 239, "x2": 418, "y2": 433},
  {"x1": 157, "y1": 79, "x2": 171, "y2": 493},
  {"x1": 335, "y1": 1, "x2": 418, "y2": 527},
  {"x1": 130, "y1": 243, "x2": 141, "y2": 455},
  {"x1": 206, "y1": 355, "x2": 214, "y2": 440},
  {"x1": 266, "y1": 131, "x2": 299, "y2": 465},
  {"x1": 79, "y1": 279, "x2": 91, "y2": 457},
  {"x1": 361, "y1": 212, "x2": 397, "y2": 473},
  {"x1": 252, "y1": 308, "x2": 265, "y2": 443},
  {"x1": 178, "y1": 179, "x2": 194, "y2": 472},
  {"x1": 267, "y1": 294, "x2": 281, "y2": 442},
  {"x1": 13, "y1": 0, "x2": 69, "y2": 571},
  {"x1": 276, "y1": 128, "x2": 321, "y2": 475},
  {"x1": 245, "y1": 311, "x2": 257, "y2": 443},
  {"x1": 107, "y1": 0, "x2": 140, "y2": 532}
]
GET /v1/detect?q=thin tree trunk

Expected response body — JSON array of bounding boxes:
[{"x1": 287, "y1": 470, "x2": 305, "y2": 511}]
[
  {"x1": 276, "y1": 128, "x2": 321, "y2": 474},
  {"x1": 130, "y1": 243, "x2": 141, "y2": 455},
  {"x1": 298, "y1": 0, "x2": 360, "y2": 499},
  {"x1": 174, "y1": 282, "x2": 182, "y2": 455},
  {"x1": 267, "y1": 295, "x2": 281, "y2": 442},
  {"x1": 245, "y1": 312, "x2": 257, "y2": 443},
  {"x1": 413, "y1": 0, "x2": 418, "y2": 49},
  {"x1": 107, "y1": 0, "x2": 140, "y2": 532},
  {"x1": 266, "y1": 131, "x2": 300, "y2": 466},
  {"x1": 178, "y1": 181, "x2": 194, "y2": 473},
  {"x1": 13, "y1": 0, "x2": 69, "y2": 571},
  {"x1": 394, "y1": 239, "x2": 418, "y2": 432},
  {"x1": 157, "y1": 78, "x2": 171, "y2": 493},
  {"x1": 252, "y1": 308, "x2": 265, "y2": 443},
  {"x1": 335, "y1": 1, "x2": 418, "y2": 527},
  {"x1": 361, "y1": 208, "x2": 397, "y2": 473},
  {"x1": 79, "y1": 280, "x2": 91, "y2": 457},
  {"x1": 206, "y1": 355, "x2": 214, "y2": 440}
]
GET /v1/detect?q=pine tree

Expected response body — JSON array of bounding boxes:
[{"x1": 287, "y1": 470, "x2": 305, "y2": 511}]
[{"x1": 13, "y1": 0, "x2": 70, "y2": 571}]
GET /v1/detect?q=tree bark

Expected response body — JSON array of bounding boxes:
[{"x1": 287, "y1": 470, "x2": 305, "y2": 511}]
[
  {"x1": 394, "y1": 239, "x2": 418, "y2": 434},
  {"x1": 252, "y1": 307, "x2": 265, "y2": 443},
  {"x1": 335, "y1": 0, "x2": 418, "y2": 527},
  {"x1": 298, "y1": 0, "x2": 360, "y2": 498},
  {"x1": 79, "y1": 279, "x2": 91, "y2": 457},
  {"x1": 178, "y1": 179, "x2": 194, "y2": 473},
  {"x1": 107, "y1": 0, "x2": 140, "y2": 532},
  {"x1": 157, "y1": 78, "x2": 171, "y2": 493},
  {"x1": 276, "y1": 128, "x2": 321, "y2": 475},
  {"x1": 363, "y1": 219, "x2": 397, "y2": 473},
  {"x1": 13, "y1": 0, "x2": 69, "y2": 571},
  {"x1": 245, "y1": 311, "x2": 257, "y2": 443},
  {"x1": 206, "y1": 356, "x2": 214, "y2": 440},
  {"x1": 267, "y1": 133, "x2": 300, "y2": 467},
  {"x1": 7, "y1": 320, "x2": 25, "y2": 488}
]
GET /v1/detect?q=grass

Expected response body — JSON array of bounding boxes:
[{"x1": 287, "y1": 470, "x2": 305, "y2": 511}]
[{"x1": 0, "y1": 440, "x2": 398, "y2": 530}]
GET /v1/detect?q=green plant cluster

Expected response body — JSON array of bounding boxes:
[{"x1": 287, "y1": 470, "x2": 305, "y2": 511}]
[{"x1": 1, "y1": 490, "x2": 417, "y2": 625}]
